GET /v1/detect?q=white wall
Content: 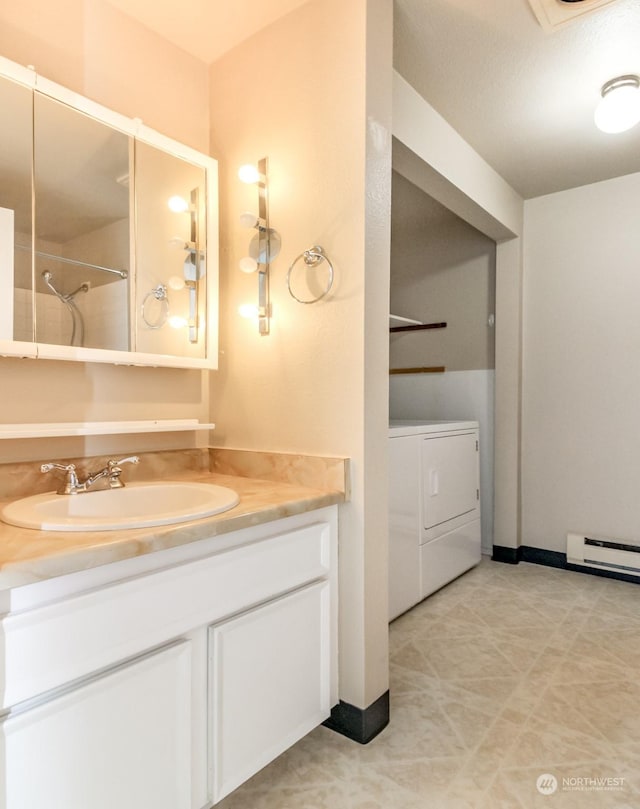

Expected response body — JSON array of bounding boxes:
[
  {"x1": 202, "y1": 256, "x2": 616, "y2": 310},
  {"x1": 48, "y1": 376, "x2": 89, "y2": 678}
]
[{"x1": 522, "y1": 172, "x2": 640, "y2": 552}]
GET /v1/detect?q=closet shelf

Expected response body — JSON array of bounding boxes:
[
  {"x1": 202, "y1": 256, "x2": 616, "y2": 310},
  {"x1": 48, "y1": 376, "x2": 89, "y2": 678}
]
[
  {"x1": 389, "y1": 314, "x2": 422, "y2": 327},
  {"x1": 389, "y1": 315, "x2": 447, "y2": 333},
  {"x1": 389, "y1": 367, "x2": 445, "y2": 375},
  {"x1": 0, "y1": 419, "x2": 216, "y2": 439}
]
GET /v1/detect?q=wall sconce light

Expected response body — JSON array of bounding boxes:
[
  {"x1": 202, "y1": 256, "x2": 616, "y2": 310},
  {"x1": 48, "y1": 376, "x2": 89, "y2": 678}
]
[
  {"x1": 237, "y1": 157, "x2": 280, "y2": 335},
  {"x1": 594, "y1": 75, "x2": 640, "y2": 134},
  {"x1": 168, "y1": 188, "x2": 205, "y2": 343}
]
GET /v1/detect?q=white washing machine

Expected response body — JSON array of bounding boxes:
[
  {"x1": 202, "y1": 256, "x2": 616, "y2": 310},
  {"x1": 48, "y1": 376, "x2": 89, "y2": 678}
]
[{"x1": 389, "y1": 420, "x2": 481, "y2": 621}]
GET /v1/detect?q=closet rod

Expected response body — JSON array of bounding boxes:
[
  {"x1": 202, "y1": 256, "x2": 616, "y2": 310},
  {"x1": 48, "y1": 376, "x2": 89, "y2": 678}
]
[{"x1": 389, "y1": 321, "x2": 447, "y2": 333}]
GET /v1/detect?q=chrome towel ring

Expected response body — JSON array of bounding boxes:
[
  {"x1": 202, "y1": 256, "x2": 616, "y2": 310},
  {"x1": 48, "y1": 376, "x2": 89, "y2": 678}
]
[
  {"x1": 141, "y1": 284, "x2": 169, "y2": 329},
  {"x1": 286, "y1": 245, "x2": 334, "y2": 304}
]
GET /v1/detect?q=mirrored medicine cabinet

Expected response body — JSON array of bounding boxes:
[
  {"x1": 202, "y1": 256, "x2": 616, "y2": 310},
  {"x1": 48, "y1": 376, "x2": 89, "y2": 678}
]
[{"x1": 0, "y1": 59, "x2": 218, "y2": 369}]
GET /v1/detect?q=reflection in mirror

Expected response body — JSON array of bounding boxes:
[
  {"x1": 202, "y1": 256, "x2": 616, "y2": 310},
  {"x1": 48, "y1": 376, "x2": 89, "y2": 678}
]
[
  {"x1": 135, "y1": 140, "x2": 207, "y2": 359},
  {"x1": 33, "y1": 94, "x2": 131, "y2": 350},
  {"x1": 0, "y1": 60, "x2": 216, "y2": 368},
  {"x1": 0, "y1": 77, "x2": 33, "y2": 343}
]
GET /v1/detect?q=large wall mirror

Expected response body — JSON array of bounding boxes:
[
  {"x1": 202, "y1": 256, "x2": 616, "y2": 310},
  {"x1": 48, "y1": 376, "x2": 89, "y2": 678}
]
[{"x1": 0, "y1": 60, "x2": 217, "y2": 369}]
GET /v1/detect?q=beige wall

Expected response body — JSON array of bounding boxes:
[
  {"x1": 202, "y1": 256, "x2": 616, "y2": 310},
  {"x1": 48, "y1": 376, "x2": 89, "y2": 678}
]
[
  {"x1": 209, "y1": 0, "x2": 392, "y2": 709},
  {"x1": 390, "y1": 171, "x2": 496, "y2": 373},
  {"x1": 0, "y1": 1, "x2": 211, "y2": 460},
  {"x1": 522, "y1": 172, "x2": 640, "y2": 552},
  {"x1": 0, "y1": 0, "x2": 209, "y2": 152}
]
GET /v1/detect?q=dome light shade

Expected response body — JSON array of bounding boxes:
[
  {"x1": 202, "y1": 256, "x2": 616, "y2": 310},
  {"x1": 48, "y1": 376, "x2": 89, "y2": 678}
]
[{"x1": 595, "y1": 75, "x2": 640, "y2": 134}]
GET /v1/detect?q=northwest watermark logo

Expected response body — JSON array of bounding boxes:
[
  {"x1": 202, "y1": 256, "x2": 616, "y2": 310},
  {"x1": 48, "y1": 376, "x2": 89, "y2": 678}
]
[
  {"x1": 537, "y1": 773, "x2": 625, "y2": 795},
  {"x1": 536, "y1": 774, "x2": 558, "y2": 795}
]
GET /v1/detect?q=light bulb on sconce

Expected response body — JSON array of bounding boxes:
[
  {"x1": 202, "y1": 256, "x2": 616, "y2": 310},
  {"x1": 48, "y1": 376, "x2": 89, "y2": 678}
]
[
  {"x1": 168, "y1": 275, "x2": 186, "y2": 291},
  {"x1": 238, "y1": 303, "x2": 259, "y2": 319},
  {"x1": 167, "y1": 195, "x2": 189, "y2": 213},
  {"x1": 238, "y1": 164, "x2": 261, "y2": 184},
  {"x1": 239, "y1": 256, "x2": 258, "y2": 274},
  {"x1": 239, "y1": 212, "x2": 259, "y2": 228}
]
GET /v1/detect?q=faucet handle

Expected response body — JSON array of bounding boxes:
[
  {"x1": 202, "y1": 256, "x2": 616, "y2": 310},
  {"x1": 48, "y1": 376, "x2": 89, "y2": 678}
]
[
  {"x1": 107, "y1": 456, "x2": 140, "y2": 470},
  {"x1": 41, "y1": 462, "x2": 76, "y2": 474},
  {"x1": 41, "y1": 462, "x2": 80, "y2": 495},
  {"x1": 103, "y1": 456, "x2": 139, "y2": 490}
]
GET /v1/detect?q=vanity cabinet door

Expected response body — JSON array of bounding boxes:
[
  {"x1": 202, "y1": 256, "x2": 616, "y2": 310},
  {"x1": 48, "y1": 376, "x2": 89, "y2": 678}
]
[
  {"x1": 209, "y1": 581, "x2": 331, "y2": 803},
  {"x1": 1, "y1": 641, "x2": 192, "y2": 809}
]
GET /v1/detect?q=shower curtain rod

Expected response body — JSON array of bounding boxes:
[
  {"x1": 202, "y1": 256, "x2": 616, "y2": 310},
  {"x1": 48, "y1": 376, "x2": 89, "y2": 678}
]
[{"x1": 15, "y1": 244, "x2": 128, "y2": 279}]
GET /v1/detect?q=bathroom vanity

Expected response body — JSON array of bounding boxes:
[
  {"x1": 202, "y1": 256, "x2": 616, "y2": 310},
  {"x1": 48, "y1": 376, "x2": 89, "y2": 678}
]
[
  {"x1": 0, "y1": 472, "x2": 340, "y2": 809},
  {"x1": 389, "y1": 420, "x2": 481, "y2": 620}
]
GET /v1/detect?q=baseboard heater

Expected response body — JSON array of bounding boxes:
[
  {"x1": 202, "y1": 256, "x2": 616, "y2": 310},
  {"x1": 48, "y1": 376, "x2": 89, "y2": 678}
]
[{"x1": 567, "y1": 532, "x2": 640, "y2": 578}]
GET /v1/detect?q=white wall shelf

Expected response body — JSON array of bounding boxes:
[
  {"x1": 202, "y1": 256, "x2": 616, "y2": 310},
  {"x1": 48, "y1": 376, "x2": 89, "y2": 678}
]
[
  {"x1": 0, "y1": 419, "x2": 216, "y2": 440},
  {"x1": 389, "y1": 314, "x2": 422, "y2": 327},
  {"x1": 389, "y1": 315, "x2": 447, "y2": 333}
]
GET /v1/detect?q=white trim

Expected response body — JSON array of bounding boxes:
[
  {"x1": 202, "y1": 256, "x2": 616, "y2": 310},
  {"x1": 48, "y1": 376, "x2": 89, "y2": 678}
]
[
  {"x1": 0, "y1": 57, "x2": 36, "y2": 88},
  {"x1": 0, "y1": 420, "x2": 215, "y2": 440},
  {"x1": 0, "y1": 208, "x2": 14, "y2": 341}
]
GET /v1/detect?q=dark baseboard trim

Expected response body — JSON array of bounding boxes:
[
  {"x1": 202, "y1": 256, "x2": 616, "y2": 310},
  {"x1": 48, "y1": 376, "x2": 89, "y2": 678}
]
[
  {"x1": 491, "y1": 545, "x2": 520, "y2": 564},
  {"x1": 492, "y1": 544, "x2": 639, "y2": 585},
  {"x1": 520, "y1": 546, "x2": 566, "y2": 569},
  {"x1": 322, "y1": 690, "x2": 389, "y2": 744}
]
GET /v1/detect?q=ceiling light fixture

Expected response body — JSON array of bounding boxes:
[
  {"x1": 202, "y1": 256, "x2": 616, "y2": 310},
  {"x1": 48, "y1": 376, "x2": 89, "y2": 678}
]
[{"x1": 594, "y1": 75, "x2": 640, "y2": 134}]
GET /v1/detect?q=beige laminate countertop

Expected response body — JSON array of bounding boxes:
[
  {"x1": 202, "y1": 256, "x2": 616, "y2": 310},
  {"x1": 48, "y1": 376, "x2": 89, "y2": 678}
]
[{"x1": 0, "y1": 472, "x2": 344, "y2": 592}]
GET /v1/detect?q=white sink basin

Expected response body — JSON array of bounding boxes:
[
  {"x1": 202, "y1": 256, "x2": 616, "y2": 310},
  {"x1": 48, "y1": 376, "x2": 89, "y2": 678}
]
[{"x1": 1, "y1": 481, "x2": 240, "y2": 532}]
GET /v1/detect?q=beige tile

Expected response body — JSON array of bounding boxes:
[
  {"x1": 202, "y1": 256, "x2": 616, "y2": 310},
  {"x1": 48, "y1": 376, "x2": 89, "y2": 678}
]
[
  {"x1": 503, "y1": 716, "x2": 618, "y2": 769},
  {"x1": 425, "y1": 633, "x2": 522, "y2": 680}
]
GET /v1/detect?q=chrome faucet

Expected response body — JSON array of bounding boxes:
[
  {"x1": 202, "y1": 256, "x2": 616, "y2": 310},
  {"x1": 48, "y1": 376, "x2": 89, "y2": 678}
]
[{"x1": 41, "y1": 456, "x2": 140, "y2": 495}]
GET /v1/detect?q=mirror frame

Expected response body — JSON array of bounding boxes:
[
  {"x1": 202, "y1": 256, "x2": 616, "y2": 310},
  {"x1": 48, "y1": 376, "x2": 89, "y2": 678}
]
[{"x1": 0, "y1": 56, "x2": 218, "y2": 370}]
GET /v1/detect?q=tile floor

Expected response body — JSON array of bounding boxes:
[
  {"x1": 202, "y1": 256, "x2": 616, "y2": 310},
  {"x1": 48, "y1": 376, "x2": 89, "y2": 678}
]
[{"x1": 218, "y1": 558, "x2": 640, "y2": 808}]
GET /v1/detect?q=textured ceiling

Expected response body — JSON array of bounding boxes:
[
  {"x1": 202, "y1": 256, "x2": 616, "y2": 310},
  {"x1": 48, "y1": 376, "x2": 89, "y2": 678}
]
[
  {"x1": 394, "y1": 0, "x2": 640, "y2": 198},
  {"x1": 106, "y1": 0, "x2": 640, "y2": 200}
]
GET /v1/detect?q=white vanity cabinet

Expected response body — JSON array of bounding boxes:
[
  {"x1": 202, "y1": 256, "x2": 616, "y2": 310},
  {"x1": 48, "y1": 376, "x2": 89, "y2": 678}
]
[
  {"x1": 2, "y1": 642, "x2": 193, "y2": 809},
  {"x1": 0, "y1": 507, "x2": 338, "y2": 809},
  {"x1": 210, "y1": 580, "x2": 331, "y2": 802},
  {"x1": 389, "y1": 421, "x2": 481, "y2": 620}
]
